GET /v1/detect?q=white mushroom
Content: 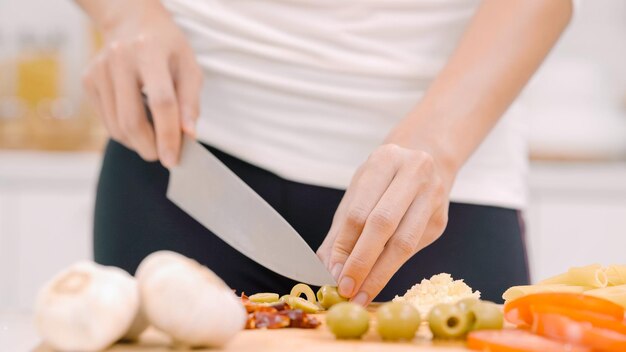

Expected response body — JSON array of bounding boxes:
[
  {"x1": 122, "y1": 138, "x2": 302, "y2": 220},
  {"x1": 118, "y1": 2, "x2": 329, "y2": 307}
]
[
  {"x1": 136, "y1": 250, "x2": 246, "y2": 348},
  {"x1": 35, "y1": 261, "x2": 146, "y2": 351},
  {"x1": 121, "y1": 306, "x2": 149, "y2": 341}
]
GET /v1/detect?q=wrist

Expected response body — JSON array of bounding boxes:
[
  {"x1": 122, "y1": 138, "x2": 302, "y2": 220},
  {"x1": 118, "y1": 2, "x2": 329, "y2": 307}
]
[
  {"x1": 88, "y1": 0, "x2": 170, "y2": 38},
  {"x1": 384, "y1": 118, "x2": 461, "y2": 190}
]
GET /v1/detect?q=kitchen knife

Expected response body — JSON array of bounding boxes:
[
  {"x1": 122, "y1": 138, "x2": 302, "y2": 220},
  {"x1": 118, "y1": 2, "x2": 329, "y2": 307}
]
[{"x1": 166, "y1": 135, "x2": 337, "y2": 287}]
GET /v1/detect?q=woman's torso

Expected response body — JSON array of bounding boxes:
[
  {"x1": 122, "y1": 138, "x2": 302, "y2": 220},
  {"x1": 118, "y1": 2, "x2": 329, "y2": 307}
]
[{"x1": 162, "y1": 0, "x2": 529, "y2": 209}]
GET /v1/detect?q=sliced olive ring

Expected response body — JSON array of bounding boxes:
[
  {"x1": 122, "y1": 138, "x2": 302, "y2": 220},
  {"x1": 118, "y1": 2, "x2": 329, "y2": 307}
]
[
  {"x1": 290, "y1": 283, "x2": 317, "y2": 303},
  {"x1": 249, "y1": 292, "x2": 280, "y2": 303},
  {"x1": 284, "y1": 296, "x2": 320, "y2": 313}
]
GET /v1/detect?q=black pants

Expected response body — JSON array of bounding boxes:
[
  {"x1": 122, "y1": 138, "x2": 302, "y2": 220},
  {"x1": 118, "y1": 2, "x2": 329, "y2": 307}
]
[{"x1": 94, "y1": 140, "x2": 530, "y2": 303}]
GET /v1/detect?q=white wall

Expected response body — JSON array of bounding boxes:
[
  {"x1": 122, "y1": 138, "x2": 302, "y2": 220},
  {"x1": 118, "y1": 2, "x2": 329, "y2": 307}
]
[
  {"x1": 524, "y1": 1, "x2": 626, "y2": 159},
  {"x1": 526, "y1": 163, "x2": 626, "y2": 282}
]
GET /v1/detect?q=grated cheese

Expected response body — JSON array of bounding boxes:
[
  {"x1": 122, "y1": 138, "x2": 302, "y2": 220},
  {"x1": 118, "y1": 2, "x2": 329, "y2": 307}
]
[{"x1": 392, "y1": 273, "x2": 481, "y2": 316}]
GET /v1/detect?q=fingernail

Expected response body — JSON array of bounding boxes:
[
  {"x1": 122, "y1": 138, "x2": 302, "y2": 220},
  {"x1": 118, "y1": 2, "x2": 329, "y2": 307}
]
[
  {"x1": 331, "y1": 263, "x2": 343, "y2": 282},
  {"x1": 338, "y1": 276, "x2": 355, "y2": 297},
  {"x1": 161, "y1": 150, "x2": 177, "y2": 168},
  {"x1": 183, "y1": 114, "x2": 196, "y2": 135},
  {"x1": 352, "y1": 292, "x2": 369, "y2": 306}
]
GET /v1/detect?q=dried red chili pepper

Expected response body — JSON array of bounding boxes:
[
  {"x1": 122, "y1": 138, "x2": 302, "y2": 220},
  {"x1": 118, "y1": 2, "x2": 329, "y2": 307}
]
[{"x1": 240, "y1": 292, "x2": 320, "y2": 330}]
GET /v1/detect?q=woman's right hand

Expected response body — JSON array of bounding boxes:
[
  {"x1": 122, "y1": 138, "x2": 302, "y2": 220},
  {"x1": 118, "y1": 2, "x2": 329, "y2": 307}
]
[{"x1": 81, "y1": 0, "x2": 203, "y2": 167}]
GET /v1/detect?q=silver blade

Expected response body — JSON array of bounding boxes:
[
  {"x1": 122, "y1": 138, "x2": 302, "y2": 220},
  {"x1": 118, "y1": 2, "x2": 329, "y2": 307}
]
[{"x1": 166, "y1": 136, "x2": 336, "y2": 287}]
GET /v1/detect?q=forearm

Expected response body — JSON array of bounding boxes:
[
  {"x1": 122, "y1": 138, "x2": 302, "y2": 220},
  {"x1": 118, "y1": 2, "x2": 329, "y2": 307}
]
[
  {"x1": 386, "y1": 0, "x2": 573, "y2": 183},
  {"x1": 74, "y1": 0, "x2": 169, "y2": 34}
]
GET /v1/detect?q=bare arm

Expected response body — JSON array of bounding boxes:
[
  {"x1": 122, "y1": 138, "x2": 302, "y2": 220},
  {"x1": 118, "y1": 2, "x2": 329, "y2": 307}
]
[
  {"x1": 387, "y1": 0, "x2": 573, "y2": 176},
  {"x1": 318, "y1": 0, "x2": 573, "y2": 305},
  {"x1": 74, "y1": 0, "x2": 154, "y2": 32},
  {"x1": 77, "y1": 0, "x2": 202, "y2": 167}
]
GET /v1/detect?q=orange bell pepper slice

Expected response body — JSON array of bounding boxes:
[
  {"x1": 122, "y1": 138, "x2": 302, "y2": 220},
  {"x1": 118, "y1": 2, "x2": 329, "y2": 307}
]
[
  {"x1": 504, "y1": 293, "x2": 624, "y2": 327},
  {"x1": 533, "y1": 310, "x2": 626, "y2": 352},
  {"x1": 531, "y1": 304, "x2": 626, "y2": 335},
  {"x1": 467, "y1": 329, "x2": 591, "y2": 352}
]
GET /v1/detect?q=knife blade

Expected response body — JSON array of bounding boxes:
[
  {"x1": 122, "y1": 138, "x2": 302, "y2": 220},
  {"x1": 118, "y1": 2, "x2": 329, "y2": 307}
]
[{"x1": 166, "y1": 136, "x2": 337, "y2": 287}]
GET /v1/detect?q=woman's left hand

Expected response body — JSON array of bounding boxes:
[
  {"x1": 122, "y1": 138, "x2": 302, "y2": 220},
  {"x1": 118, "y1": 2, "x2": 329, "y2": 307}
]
[
  {"x1": 316, "y1": 0, "x2": 574, "y2": 308},
  {"x1": 317, "y1": 143, "x2": 452, "y2": 306}
]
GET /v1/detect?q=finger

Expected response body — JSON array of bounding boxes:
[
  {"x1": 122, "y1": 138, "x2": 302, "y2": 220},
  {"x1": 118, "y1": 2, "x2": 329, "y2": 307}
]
[
  {"x1": 414, "y1": 204, "x2": 448, "y2": 252},
  {"x1": 351, "y1": 199, "x2": 436, "y2": 306},
  {"x1": 328, "y1": 154, "x2": 398, "y2": 290},
  {"x1": 82, "y1": 68, "x2": 106, "y2": 124},
  {"x1": 140, "y1": 59, "x2": 181, "y2": 168},
  {"x1": 173, "y1": 50, "x2": 203, "y2": 136},
  {"x1": 109, "y1": 45, "x2": 158, "y2": 161},
  {"x1": 87, "y1": 57, "x2": 126, "y2": 145},
  {"x1": 317, "y1": 164, "x2": 370, "y2": 268},
  {"x1": 338, "y1": 164, "x2": 422, "y2": 298},
  {"x1": 317, "y1": 191, "x2": 351, "y2": 269},
  {"x1": 84, "y1": 84, "x2": 127, "y2": 150}
]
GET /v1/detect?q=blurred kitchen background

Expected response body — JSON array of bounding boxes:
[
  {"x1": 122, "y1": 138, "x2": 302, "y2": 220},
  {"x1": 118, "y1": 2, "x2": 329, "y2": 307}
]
[{"x1": 1, "y1": 1, "x2": 625, "y2": 314}]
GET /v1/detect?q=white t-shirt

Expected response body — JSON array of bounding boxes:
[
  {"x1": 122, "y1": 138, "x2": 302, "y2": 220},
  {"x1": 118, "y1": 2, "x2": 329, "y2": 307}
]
[{"x1": 163, "y1": 0, "x2": 537, "y2": 209}]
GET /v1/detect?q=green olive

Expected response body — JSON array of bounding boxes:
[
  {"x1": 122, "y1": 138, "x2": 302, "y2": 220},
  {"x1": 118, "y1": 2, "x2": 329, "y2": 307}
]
[
  {"x1": 376, "y1": 302, "x2": 421, "y2": 341},
  {"x1": 456, "y1": 298, "x2": 480, "y2": 314},
  {"x1": 428, "y1": 303, "x2": 471, "y2": 339},
  {"x1": 326, "y1": 302, "x2": 370, "y2": 339},
  {"x1": 249, "y1": 292, "x2": 280, "y2": 303},
  {"x1": 316, "y1": 285, "x2": 348, "y2": 309},
  {"x1": 290, "y1": 283, "x2": 317, "y2": 303},
  {"x1": 468, "y1": 301, "x2": 503, "y2": 331},
  {"x1": 285, "y1": 296, "x2": 321, "y2": 313}
]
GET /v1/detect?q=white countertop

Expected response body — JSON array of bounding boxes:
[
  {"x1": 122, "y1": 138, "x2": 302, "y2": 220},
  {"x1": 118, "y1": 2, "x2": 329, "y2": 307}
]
[
  {"x1": 0, "y1": 312, "x2": 39, "y2": 352},
  {"x1": 0, "y1": 151, "x2": 101, "y2": 188}
]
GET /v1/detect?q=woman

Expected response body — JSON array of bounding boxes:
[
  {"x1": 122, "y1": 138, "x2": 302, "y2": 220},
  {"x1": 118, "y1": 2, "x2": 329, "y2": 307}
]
[{"x1": 78, "y1": 0, "x2": 574, "y2": 304}]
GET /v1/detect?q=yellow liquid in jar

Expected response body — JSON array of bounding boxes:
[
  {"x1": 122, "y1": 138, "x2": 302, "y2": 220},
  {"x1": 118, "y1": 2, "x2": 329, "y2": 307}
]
[{"x1": 16, "y1": 52, "x2": 60, "y2": 108}]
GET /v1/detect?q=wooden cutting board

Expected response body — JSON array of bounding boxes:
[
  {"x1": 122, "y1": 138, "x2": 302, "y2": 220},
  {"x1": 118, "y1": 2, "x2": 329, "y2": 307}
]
[{"x1": 34, "y1": 312, "x2": 472, "y2": 352}]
